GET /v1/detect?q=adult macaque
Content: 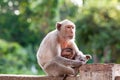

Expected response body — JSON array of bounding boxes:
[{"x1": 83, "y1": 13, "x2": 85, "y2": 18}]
[{"x1": 37, "y1": 19, "x2": 91, "y2": 77}]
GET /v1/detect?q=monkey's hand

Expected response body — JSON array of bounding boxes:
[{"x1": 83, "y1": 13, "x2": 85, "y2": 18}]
[
  {"x1": 86, "y1": 54, "x2": 92, "y2": 60},
  {"x1": 76, "y1": 54, "x2": 92, "y2": 64},
  {"x1": 54, "y1": 56, "x2": 83, "y2": 67},
  {"x1": 83, "y1": 54, "x2": 92, "y2": 64}
]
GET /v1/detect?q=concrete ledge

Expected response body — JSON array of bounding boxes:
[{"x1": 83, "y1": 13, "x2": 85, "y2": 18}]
[
  {"x1": 115, "y1": 76, "x2": 120, "y2": 80},
  {"x1": 79, "y1": 63, "x2": 120, "y2": 80},
  {"x1": 0, "y1": 74, "x2": 78, "y2": 80},
  {"x1": 0, "y1": 64, "x2": 120, "y2": 80},
  {"x1": 0, "y1": 74, "x2": 120, "y2": 80}
]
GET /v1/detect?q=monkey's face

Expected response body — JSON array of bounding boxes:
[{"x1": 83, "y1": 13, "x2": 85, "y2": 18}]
[
  {"x1": 56, "y1": 19, "x2": 76, "y2": 40},
  {"x1": 60, "y1": 24, "x2": 75, "y2": 40},
  {"x1": 65, "y1": 25, "x2": 75, "y2": 39}
]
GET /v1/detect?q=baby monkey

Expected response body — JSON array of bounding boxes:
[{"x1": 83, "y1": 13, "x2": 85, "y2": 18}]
[
  {"x1": 61, "y1": 48, "x2": 91, "y2": 63},
  {"x1": 61, "y1": 48, "x2": 91, "y2": 76},
  {"x1": 61, "y1": 48, "x2": 76, "y2": 59}
]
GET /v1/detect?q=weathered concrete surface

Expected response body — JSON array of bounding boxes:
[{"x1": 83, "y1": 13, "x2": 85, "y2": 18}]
[
  {"x1": 115, "y1": 76, "x2": 120, "y2": 80},
  {"x1": 0, "y1": 64, "x2": 120, "y2": 80},
  {"x1": 0, "y1": 74, "x2": 78, "y2": 80},
  {"x1": 79, "y1": 63, "x2": 120, "y2": 80},
  {"x1": 0, "y1": 74, "x2": 62, "y2": 80}
]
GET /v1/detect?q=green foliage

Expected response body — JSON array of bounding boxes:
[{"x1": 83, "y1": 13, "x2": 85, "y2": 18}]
[
  {"x1": 75, "y1": 0, "x2": 120, "y2": 63},
  {"x1": 29, "y1": 0, "x2": 60, "y2": 32},
  {"x1": 0, "y1": 39, "x2": 27, "y2": 74}
]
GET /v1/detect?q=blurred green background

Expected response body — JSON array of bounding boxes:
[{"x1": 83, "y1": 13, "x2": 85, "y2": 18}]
[{"x1": 0, "y1": 0, "x2": 120, "y2": 75}]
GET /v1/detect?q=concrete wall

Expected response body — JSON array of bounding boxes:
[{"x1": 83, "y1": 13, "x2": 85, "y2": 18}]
[
  {"x1": 0, "y1": 74, "x2": 77, "y2": 80},
  {"x1": 0, "y1": 64, "x2": 120, "y2": 80},
  {"x1": 79, "y1": 63, "x2": 120, "y2": 80},
  {"x1": 115, "y1": 76, "x2": 120, "y2": 80}
]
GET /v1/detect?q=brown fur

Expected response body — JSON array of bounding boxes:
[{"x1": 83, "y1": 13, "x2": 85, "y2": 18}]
[{"x1": 37, "y1": 19, "x2": 91, "y2": 77}]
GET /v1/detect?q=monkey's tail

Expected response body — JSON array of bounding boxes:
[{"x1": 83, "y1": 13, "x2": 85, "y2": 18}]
[{"x1": 62, "y1": 74, "x2": 68, "y2": 80}]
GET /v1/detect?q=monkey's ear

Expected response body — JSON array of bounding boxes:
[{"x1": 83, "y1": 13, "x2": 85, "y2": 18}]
[{"x1": 56, "y1": 22, "x2": 61, "y2": 31}]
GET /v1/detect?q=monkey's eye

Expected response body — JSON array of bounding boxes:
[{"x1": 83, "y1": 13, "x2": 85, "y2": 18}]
[
  {"x1": 66, "y1": 26, "x2": 74, "y2": 29},
  {"x1": 67, "y1": 26, "x2": 71, "y2": 29},
  {"x1": 72, "y1": 26, "x2": 74, "y2": 29}
]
